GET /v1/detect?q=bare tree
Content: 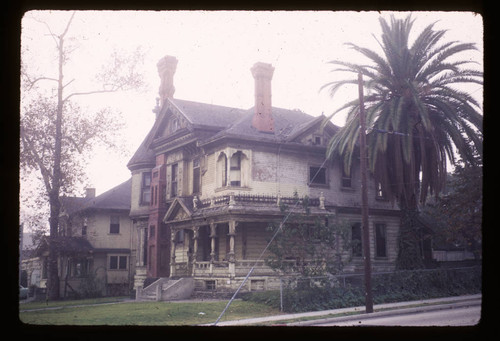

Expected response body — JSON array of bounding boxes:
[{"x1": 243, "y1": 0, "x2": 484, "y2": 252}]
[{"x1": 20, "y1": 12, "x2": 145, "y2": 300}]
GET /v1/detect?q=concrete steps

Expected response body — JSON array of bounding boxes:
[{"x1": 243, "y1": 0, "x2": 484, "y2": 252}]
[{"x1": 136, "y1": 277, "x2": 194, "y2": 301}]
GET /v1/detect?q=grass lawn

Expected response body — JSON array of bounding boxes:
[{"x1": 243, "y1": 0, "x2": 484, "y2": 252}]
[{"x1": 19, "y1": 299, "x2": 281, "y2": 326}]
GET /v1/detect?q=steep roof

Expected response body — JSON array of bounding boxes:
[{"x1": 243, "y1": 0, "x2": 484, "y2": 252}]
[
  {"x1": 83, "y1": 178, "x2": 131, "y2": 211},
  {"x1": 170, "y1": 98, "x2": 247, "y2": 129},
  {"x1": 201, "y1": 106, "x2": 324, "y2": 144},
  {"x1": 127, "y1": 98, "x2": 338, "y2": 168},
  {"x1": 60, "y1": 178, "x2": 131, "y2": 216}
]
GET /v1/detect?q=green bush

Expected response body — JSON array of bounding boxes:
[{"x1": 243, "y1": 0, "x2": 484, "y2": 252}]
[{"x1": 78, "y1": 273, "x2": 104, "y2": 298}]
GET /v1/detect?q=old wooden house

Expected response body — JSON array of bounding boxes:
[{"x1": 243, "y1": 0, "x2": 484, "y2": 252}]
[
  {"x1": 129, "y1": 56, "x2": 402, "y2": 299},
  {"x1": 30, "y1": 180, "x2": 136, "y2": 298}
]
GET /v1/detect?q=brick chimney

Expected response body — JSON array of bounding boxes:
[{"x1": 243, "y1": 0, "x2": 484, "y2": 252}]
[
  {"x1": 251, "y1": 62, "x2": 275, "y2": 133},
  {"x1": 157, "y1": 55, "x2": 178, "y2": 104},
  {"x1": 85, "y1": 188, "x2": 96, "y2": 199}
]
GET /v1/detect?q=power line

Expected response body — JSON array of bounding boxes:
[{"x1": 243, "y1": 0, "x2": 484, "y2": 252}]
[{"x1": 213, "y1": 157, "x2": 330, "y2": 325}]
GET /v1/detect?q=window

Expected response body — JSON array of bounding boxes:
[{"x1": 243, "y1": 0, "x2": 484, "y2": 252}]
[
  {"x1": 143, "y1": 228, "x2": 148, "y2": 266},
  {"x1": 72, "y1": 258, "x2": 89, "y2": 277},
  {"x1": 376, "y1": 183, "x2": 386, "y2": 199},
  {"x1": 217, "y1": 153, "x2": 228, "y2": 187},
  {"x1": 141, "y1": 172, "x2": 151, "y2": 205},
  {"x1": 175, "y1": 230, "x2": 185, "y2": 244},
  {"x1": 82, "y1": 217, "x2": 88, "y2": 236},
  {"x1": 375, "y1": 223, "x2": 387, "y2": 257},
  {"x1": 230, "y1": 152, "x2": 242, "y2": 186},
  {"x1": 341, "y1": 167, "x2": 352, "y2": 188},
  {"x1": 193, "y1": 158, "x2": 200, "y2": 194},
  {"x1": 150, "y1": 225, "x2": 156, "y2": 239},
  {"x1": 313, "y1": 135, "x2": 322, "y2": 146},
  {"x1": 351, "y1": 223, "x2": 362, "y2": 257},
  {"x1": 110, "y1": 216, "x2": 120, "y2": 234},
  {"x1": 171, "y1": 163, "x2": 178, "y2": 198},
  {"x1": 109, "y1": 255, "x2": 128, "y2": 270},
  {"x1": 309, "y1": 166, "x2": 327, "y2": 185},
  {"x1": 205, "y1": 280, "x2": 216, "y2": 290}
]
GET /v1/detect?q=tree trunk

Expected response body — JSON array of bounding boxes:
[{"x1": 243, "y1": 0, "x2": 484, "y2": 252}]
[
  {"x1": 47, "y1": 24, "x2": 69, "y2": 300},
  {"x1": 396, "y1": 201, "x2": 424, "y2": 270}
]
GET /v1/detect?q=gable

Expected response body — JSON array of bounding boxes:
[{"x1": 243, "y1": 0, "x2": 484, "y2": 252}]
[
  {"x1": 154, "y1": 109, "x2": 190, "y2": 140},
  {"x1": 163, "y1": 197, "x2": 193, "y2": 222},
  {"x1": 287, "y1": 116, "x2": 338, "y2": 146}
]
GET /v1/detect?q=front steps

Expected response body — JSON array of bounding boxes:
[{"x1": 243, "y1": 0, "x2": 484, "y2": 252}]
[{"x1": 136, "y1": 277, "x2": 194, "y2": 301}]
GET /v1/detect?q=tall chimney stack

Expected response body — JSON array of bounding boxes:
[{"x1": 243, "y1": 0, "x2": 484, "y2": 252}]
[
  {"x1": 251, "y1": 62, "x2": 275, "y2": 133},
  {"x1": 157, "y1": 55, "x2": 178, "y2": 104}
]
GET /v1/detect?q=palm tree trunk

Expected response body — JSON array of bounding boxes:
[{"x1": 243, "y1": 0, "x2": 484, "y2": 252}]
[{"x1": 396, "y1": 200, "x2": 424, "y2": 270}]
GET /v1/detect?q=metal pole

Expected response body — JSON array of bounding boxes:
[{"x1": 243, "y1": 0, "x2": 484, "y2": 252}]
[
  {"x1": 358, "y1": 72, "x2": 374, "y2": 313},
  {"x1": 280, "y1": 277, "x2": 283, "y2": 312}
]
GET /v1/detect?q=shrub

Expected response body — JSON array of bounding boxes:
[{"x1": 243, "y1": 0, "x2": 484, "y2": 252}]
[
  {"x1": 78, "y1": 273, "x2": 104, "y2": 298},
  {"x1": 241, "y1": 267, "x2": 481, "y2": 313}
]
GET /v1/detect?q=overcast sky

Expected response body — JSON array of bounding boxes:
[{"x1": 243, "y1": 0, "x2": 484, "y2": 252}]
[{"x1": 20, "y1": 10, "x2": 483, "y2": 201}]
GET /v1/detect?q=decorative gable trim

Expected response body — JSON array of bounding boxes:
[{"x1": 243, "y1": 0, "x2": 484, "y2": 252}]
[{"x1": 163, "y1": 197, "x2": 193, "y2": 223}]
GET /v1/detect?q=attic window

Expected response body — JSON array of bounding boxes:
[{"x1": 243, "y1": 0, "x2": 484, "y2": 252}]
[{"x1": 313, "y1": 135, "x2": 322, "y2": 145}]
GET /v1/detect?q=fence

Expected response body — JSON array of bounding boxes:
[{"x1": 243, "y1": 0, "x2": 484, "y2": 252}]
[{"x1": 273, "y1": 266, "x2": 482, "y2": 312}]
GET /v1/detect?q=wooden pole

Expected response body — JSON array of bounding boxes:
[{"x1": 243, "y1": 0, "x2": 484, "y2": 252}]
[{"x1": 358, "y1": 72, "x2": 374, "y2": 313}]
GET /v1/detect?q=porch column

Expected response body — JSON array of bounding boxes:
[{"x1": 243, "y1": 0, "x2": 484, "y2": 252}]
[
  {"x1": 170, "y1": 229, "x2": 176, "y2": 277},
  {"x1": 228, "y1": 220, "x2": 237, "y2": 278},
  {"x1": 209, "y1": 223, "x2": 217, "y2": 274},
  {"x1": 192, "y1": 226, "x2": 199, "y2": 276},
  {"x1": 136, "y1": 225, "x2": 143, "y2": 266}
]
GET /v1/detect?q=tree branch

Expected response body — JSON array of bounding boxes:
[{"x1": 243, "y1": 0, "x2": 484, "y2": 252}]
[
  {"x1": 20, "y1": 128, "x2": 53, "y2": 194},
  {"x1": 25, "y1": 76, "x2": 59, "y2": 90},
  {"x1": 63, "y1": 88, "x2": 118, "y2": 102}
]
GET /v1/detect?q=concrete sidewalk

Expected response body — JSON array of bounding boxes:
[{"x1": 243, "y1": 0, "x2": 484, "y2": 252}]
[{"x1": 206, "y1": 294, "x2": 481, "y2": 326}]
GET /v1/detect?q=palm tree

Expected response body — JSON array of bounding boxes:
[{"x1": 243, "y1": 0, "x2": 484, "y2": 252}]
[{"x1": 322, "y1": 15, "x2": 482, "y2": 269}]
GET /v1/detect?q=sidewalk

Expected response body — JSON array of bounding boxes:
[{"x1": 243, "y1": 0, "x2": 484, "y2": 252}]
[{"x1": 206, "y1": 294, "x2": 481, "y2": 326}]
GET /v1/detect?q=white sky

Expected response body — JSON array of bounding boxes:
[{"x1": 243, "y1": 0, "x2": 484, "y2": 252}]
[{"x1": 20, "y1": 10, "x2": 483, "y2": 201}]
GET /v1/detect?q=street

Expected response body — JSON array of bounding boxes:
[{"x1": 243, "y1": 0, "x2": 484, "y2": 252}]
[{"x1": 315, "y1": 304, "x2": 481, "y2": 326}]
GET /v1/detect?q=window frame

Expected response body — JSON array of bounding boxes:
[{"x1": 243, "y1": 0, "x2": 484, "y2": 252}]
[
  {"x1": 308, "y1": 165, "x2": 328, "y2": 187},
  {"x1": 351, "y1": 222, "x2": 363, "y2": 257},
  {"x1": 109, "y1": 255, "x2": 128, "y2": 270},
  {"x1": 109, "y1": 215, "x2": 120, "y2": 234},
  {"x1": 375, "y1": 182, "x2": 387, "y2": 200},
  {"x1": 341, "y1": 166, "x2": 352, "y2": 189},
  {"x1": 141, "y1": 172, "x2": 152, "y2": 206},
  {"x1": 192, "y1": 158, "x2": 201, "y2": 194},
  {"x1": 171, "y1": 163, "x2": 178, "y2": 198},
  {"x1": 375, "y1": 223, "x2": 388, "y2": 258}
]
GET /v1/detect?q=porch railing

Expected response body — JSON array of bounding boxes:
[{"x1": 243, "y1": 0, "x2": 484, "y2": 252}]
[{"x1": 198, "y1": 193, "x2": 320, "y2": 209}]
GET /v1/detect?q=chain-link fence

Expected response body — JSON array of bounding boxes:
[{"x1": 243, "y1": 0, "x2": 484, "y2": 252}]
[{"x1": 242, "y1": 266, "x2": 482, "y2": 313}]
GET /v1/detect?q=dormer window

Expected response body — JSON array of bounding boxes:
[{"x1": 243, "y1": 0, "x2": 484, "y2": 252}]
[{"x1": 313, "y1": 135, "x2": 322, "y2": 146}]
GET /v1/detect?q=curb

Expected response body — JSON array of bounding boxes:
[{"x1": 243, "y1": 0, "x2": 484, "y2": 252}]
[
  {"x1": 286, "y1": 299, "x2": 482, "y2": 326},
  {"x1": 207, "y1": 294, "x2": 481, "y2": 326}
]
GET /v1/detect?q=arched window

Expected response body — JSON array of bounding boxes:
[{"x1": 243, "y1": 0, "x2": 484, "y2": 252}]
[
  {"x1": 230, "y1": 151, "x2": 242, "y2": 186},
  {"x1": 217, "y1": 153, "x2": 228, "y2": 187}
]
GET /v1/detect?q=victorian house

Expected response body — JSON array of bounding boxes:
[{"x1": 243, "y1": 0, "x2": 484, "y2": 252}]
[{"x1": 129, "y1": 56, "x2": 402, "y2": 299}]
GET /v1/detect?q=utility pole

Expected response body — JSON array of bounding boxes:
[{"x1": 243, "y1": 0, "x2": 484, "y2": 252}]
[{"x1": 358, "y1": 72, "x2": 373, "y2": 313}]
